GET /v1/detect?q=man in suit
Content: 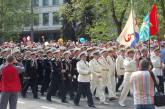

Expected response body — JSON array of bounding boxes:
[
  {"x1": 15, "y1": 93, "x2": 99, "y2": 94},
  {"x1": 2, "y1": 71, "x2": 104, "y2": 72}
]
[
  {"x1": 46, "y1": 50, "x2": 61, "y2": 102},
  {"x1": 41, "y1": 51, "x2": 52, "y2": 96},
  {"x1": 60, "y1": 51, "x2": 73, "y2": 103},
  {"x1": 22, "y1": 52, "x2": 39, "y2": 99}
]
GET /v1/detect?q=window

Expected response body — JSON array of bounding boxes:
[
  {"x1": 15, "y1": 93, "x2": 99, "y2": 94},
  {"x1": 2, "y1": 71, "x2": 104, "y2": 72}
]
[
  {"x1": 53, "y1": 0, "x2": 59, "y2": 5},
  {"x1": 33, "y1": 0, "x2": 39, "y2": 7},
  {"x1": 43, "y1": 13, "x2": 49, "y2": 25},
  {"x1": 53, "y1": 12, "x2": 60, "y2": 25},
  {"x1": 43, "y1": 0, "x2": 49, "y2": 6},
  {"x1": 33, "y1": 14, "x2": 39, "y2": 26}
]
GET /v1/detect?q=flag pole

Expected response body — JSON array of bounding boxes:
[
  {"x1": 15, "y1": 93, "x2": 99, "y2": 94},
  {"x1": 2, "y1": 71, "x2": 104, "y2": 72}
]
[
  {"x1": 130, "y1": 0, "x2": 136, "y2": 48},
  {"x1": 148, "y1": 0, "x2": 151, "y2": 55}
]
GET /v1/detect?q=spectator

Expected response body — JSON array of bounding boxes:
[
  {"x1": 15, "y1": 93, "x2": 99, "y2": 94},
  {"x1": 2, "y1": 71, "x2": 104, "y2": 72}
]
[
  {"x1": 0, "y1": 55, "x2": 24, "y2": 109},
  {"x1": 130, "y1": 59, "x2": 159, "y2": 109}
]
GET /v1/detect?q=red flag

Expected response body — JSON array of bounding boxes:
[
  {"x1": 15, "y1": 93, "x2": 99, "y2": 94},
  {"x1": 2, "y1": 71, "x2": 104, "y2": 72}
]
[{"x1": 150, "y1": 3, "x2": 158, "y2": 36}]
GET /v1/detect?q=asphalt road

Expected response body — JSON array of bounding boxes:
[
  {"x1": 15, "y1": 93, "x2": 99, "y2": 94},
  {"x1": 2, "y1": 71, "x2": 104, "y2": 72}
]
[{"x1": 10, "y1": 94, "x2": 165, "y2": 109}]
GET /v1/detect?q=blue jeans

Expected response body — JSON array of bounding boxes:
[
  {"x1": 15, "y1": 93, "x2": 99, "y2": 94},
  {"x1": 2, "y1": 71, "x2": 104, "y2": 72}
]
[{"x1": 135, "y1": 104, "x2": 155, "y2": 109}]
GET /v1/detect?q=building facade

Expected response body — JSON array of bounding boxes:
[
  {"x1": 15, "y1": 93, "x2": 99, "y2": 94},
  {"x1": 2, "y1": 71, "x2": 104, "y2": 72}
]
[{"x1": 23, "y1": 0, "x2": 63, "y2": 42}]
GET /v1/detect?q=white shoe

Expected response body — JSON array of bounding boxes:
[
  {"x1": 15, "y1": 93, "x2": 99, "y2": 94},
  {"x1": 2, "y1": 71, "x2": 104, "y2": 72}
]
[
  {"x1": 100, "y1": 101, "x2": 109, "y2": 105},
  {"x1": 119, "y1": 101, "x2": 126, "y2": 107}
]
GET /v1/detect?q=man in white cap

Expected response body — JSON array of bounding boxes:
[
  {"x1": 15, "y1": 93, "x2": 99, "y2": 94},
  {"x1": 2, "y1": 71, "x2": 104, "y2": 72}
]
[
  {"x1": 151, "y1": 48, "x2": 164, "y2": 93},
  {"x1": 89, "y1": 51, "x2": 109, "y2": 104},
  {"x1": 118, "y1": 49, "x2": 137, "y2": 107},
  {"x1": 116, "y1": 49, "x2": 125, "y2": 92},
  {"x1": 74, "y1": 51, "x2": 95, "y2": 108},
  {"x1": 99, "y1": 49, "x2": 115, "y2": 100},
  {"x1": 106, "y1": 48, "x2": 118, "y2": 101},
  {"x1": 60, "y1": 51, "x2": 73, "y2": 103}
]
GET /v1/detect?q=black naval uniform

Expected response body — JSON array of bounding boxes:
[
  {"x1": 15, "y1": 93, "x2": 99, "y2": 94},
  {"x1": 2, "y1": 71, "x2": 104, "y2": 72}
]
[
  {"x1": 17, "y1": 58, "x2": 24, "y2": 88},
  {"x1": 0, "y1": 57, "x2": 5, "y2": 65},
  {"x1": 60, "y1": 59, "x2": 74, "y2": 102},
  {"x1": 46, "y1": 58, "x2": 61, "y2": 101},
  {"x1": 41, "y1": 58, "x2": 51, "y2": 95},
  {"x1": 71, "y1": 57, "x2": 79, "y2": 94},
  {"x1": 22, "y1": 59, "x2": 39, "y2": 98},
  {"x1": 37, "y1": 58, "x2": 44, "y2": 85}
]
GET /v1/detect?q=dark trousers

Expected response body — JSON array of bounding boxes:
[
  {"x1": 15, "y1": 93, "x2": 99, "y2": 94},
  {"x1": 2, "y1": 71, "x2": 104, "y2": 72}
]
[
  {"x1": 22, "y1": 79, "x2": 38, "y2": 98},
  {"x1": 60, "y1": 80, "x2": 74, "y2": 102},
  {"x1": 41, "y1": 76, "x2": 50, "y2": 95},
  {"x1": 157, "y1": 76, "x2": 164, "y2": 93},
  {"x1": 116, "y1": 75, "x2": 124, "y2": 91},
  {"x1": 46, "y1": 80, "x2": 59, "y2": 100},
  {"x1": 163, "y1": 67, "x2": 165, "y2": 81},
  {"x1": 0, "y1": 92, "x2": 18, "y2": 109},
  {"x1": 19, "y1": 74, "x2": 24, "y2": 89},
  {"x1": 74, "y1": 82, "x2": 94, "y2": 106},
  {"x1": 72, "y1": 80, "x2": 78, "y2": 93}
]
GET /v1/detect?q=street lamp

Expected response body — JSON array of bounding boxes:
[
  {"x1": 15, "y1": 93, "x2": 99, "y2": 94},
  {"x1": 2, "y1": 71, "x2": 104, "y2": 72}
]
[{"x1": 30, "y1": 0, "x2": 34, "y2": 42}]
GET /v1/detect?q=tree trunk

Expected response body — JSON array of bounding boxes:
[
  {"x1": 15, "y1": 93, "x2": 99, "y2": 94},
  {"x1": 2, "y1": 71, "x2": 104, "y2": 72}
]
[
  {"x1": 116, "y1": 22, "x2": 122, "y2": 35},
  {"x1": 160, "y1": 0, "x2": 165, "y2": 21},
  {"x1": 110, "y1": 0, "x2": 129, "y2": 35}
]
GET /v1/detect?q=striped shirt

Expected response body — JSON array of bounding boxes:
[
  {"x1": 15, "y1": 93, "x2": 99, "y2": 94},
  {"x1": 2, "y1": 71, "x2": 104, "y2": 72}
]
[{"x1": 130, "y1": 71, "x2": 154, "y2": 105}]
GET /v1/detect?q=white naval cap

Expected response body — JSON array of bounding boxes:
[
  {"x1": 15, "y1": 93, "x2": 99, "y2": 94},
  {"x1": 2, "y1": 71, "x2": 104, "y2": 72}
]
[
  {"x1": 74, "y1": 47, "x2": 81, "y2": 51},
  {"x1": 87, "y1": 47, "x2": 95, "y2": 51},
  {"x1": 78, "y1": 51, "x2": 87, "y2": 58},
  {"x1": 91, "y1": 50, "x2": 100, "y2": 56},
  {"x1": 12, "y1": 47, "x2": 20, "y2": 54},
  {"x1": 50, "y1": 47, "x2": 57, "y2": 52},
  {"x1": 100, "y1": 49, "x2": 108, "y2": 54},
  {"x1": 53, "y1": 50, "x2": 61, "y2": 54},
  {"x1": 63, "y1": 51, "x2": 71, "y2": 56},
  {"x1": 59, "y1": 46, "x2": 66, "y2": 50},
  {"x1": 2, "y1": 48, "x2": 10, "y2": 53}
]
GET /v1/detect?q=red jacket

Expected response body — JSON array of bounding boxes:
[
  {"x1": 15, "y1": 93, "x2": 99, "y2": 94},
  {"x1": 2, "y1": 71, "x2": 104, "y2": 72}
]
[{"x1": 1, "y1": 64, "x2": 21, "y2": 92}]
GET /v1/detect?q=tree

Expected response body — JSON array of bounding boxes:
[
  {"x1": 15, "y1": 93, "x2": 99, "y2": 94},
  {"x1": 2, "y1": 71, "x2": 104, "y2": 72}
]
[
  {"x1": 62, "y1": 0, "x2": 165, "y2": 41},
  {"x1": 0, "y1": 0, "x2": 29, "y2": 41},
  {"x1": 61, "y1": 0, "x2": 95, "y2": 41}
]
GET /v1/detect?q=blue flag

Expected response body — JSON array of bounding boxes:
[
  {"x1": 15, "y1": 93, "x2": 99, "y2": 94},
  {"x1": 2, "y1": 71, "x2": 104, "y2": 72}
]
[{"x1": 139, "y1": 14, "x2": 150, "y2": 42}]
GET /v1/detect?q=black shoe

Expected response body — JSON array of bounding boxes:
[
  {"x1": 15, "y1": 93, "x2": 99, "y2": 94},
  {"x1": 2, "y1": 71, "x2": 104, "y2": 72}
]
[
  {"x1": 21, "y1": 94, "x2": 26, "y2": 98},
  {"x1": 70, "y1": 97, "x2": 74, "y2": 100},
  {"x1": 89, "y1": 105, "x2": 95, "y2": 108},
  {"x1": 74, "y1": 102, "x2": 79, "y2": 106},
  {"x1": 95, "y1": 97, "x2": 100, "y2": 100},
  {"x1": 62, "y1": 100, "x2": 69, "y2": 103},
  {"x1": 47, "y1": 98, "x2": 52, "y2": 102},
  {"x1": 34, "y1": 97, "x2": 40, "y2": 99},
  {"x1": 109, "y1": 97, "x2": 117, "y2": 101}
]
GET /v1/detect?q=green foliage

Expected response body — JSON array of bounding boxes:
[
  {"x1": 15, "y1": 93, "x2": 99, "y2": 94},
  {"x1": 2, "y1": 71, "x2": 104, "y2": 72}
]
[
  {"x1": 61, "y1": 0, "x2": 165, "y2": 41},
  {"x1": 0, "y1": 0, "x2": 29, "y2": 41}
]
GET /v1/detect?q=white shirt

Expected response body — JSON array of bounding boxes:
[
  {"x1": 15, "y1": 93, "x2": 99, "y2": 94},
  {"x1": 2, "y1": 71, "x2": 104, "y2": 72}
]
[
  {"x1": 151, "y1": 55, "x2": 163, "y2": 76},
  {"x1": 77, "y1": 60, "x2": 91, "y2": 82},
  {"x1": 116, "y1": 55, "x2": 125, "y2": 75},
  {"x1": 124, "y1": 57, "x2": 136, "y2": 72}
]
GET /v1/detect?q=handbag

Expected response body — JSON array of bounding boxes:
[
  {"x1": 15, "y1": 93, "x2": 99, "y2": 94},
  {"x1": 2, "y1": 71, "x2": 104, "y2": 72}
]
[{"x1": 149, "y1": 70, "x2": 165, "y2": 106}]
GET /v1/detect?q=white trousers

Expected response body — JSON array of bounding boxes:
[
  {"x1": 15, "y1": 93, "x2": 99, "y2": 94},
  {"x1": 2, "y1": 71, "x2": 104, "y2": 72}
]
[
  {"x1": 90, "y1": 80, "x2": 98, "y2": 96},
  {"x1": 106, "y1": 75, "x2": 116, "y2": 98},
  {"x1": 119, "y1": 72, "x2": 132, "y2": 103},
  {"x1": 97, "y1": 81, "x2": 106, "y2": 102}
]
